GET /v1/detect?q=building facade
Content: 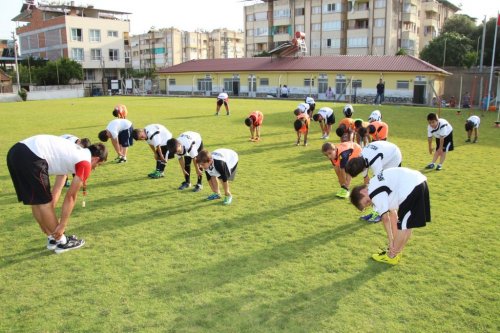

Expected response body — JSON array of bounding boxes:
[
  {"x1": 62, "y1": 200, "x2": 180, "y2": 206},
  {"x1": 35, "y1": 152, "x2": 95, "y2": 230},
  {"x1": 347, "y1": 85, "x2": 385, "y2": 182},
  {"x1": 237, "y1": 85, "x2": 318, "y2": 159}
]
[
  {"x1": 130, "y1": 28, "x2": 245, "y2": 71},
  {"x1": 244, "y1": 0, "x2": 459, "y2": 57},
  {"x1": 12, "y1": 1, "x2": 131, "y2": 89}
]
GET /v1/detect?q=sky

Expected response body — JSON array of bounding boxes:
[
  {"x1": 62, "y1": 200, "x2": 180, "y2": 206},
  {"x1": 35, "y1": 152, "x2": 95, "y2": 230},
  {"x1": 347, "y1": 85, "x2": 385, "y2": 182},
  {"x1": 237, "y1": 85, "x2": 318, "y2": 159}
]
[{"x1": 0, "y1": 0, "x2": 499, "y2": 39}]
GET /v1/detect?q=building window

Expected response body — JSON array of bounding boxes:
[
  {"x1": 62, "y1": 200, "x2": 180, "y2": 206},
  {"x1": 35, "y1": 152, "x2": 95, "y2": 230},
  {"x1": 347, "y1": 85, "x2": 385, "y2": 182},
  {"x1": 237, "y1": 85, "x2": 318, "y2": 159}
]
[
  {"x1": 197, "y1": 79, "x2": 212, "y2": 92},
  {"x1": 71, "y1": 48, "x2": 84, "y2": 61},
  {"x1": 71, "y1": 28, "x2": 82, "y2": 42},
  {"x1": 318, "y1": 76, "x2": 328, "y2": 93},
  {"x1": 312, "y1": 40, "x2": 321, "y2": 48},
  {"x1": 295, "y1": 8, "x2": 305, "y2": 16},
  {"x1": 325, "y1": 3, "x2": 342, "y2": 13},
  {"x1": 108, "y1": 30, "x2": 118, "y2": 37},
  {"x1": 246, "y1": 14, "x2": 255, "y2": 22},
  {"x1": 273, "y1": 8, "x2": 290, "y2": 19},
  {"x1": 347, "y1": 37, "x2": 368, "y2": 47},
  {"x1": 312, "y1": 6, "x2": 321, "y2": 14},
  {"x1": 256, "y1": 28, "x2": 269, "y2": 36},
  {"x1": 312, "y1": 23, "x2": 321, "y2": 31},
  {"x1": 375, "y1": 18, "x2": 385, "y2": 28},
  {"x1": 89, "y1": 29, "x2": 101, "y2": 42},
  {"x1": 295, "y1": 25, "x2": 304, "y2": 32},
  {"x1": 323, "y1": 21, "x2": 341, "y2": 31},
  {"x1": 254, "y1": 12, "x2": 268, "y2": 21},
  {"x1": 336, "y1": 75, "x2": 346, "y2": 95},
  {"x1": 374, "y1": 0, "x2": 386, "y2": 9},
  {"x1": 397, "y1": 80, "x2": 410, "y2": 89},
  {"x1": 304, "y1": 78, "x2": 315, "y2": 87},
  {"x1": 109, "y1": 49, "x2": 119, "y2": 61},
  {"x1": 373, "y1": 37, "x2": 385, "y2": 46},
  {"x1": 352, "y1": 80, "x2": 362, "y2": 88},
  {"x1": 324, "y1": 38, "x2": 340, "y2": 48},
  {"x1": 84, "y1": 69, "x2": 95, "y2": 81},
  {"x1": 91, "y1": 48, "x2": 102, "y2": 61},
  {"x1": 169, "y1": 78, "x2": 176, "y2": 85},
  {"x1": 259, "y1": 78, "x2": 269, "y2": 86},
  {"x1": 247, "y1": 29, "x2": 254, "y2": 37}
]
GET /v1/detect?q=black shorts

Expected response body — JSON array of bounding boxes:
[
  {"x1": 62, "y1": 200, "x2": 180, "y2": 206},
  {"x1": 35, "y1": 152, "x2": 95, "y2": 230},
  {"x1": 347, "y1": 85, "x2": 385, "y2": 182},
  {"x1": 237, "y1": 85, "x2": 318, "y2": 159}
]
[
  {"x1": 118, "y1": 126, "x2": 134, "y2": 147},
  {"x1": 326, "y1": 114, "x2": 335, "y2": 125},
  {"x1": 7, "y1": 142, "x2": 52, "y2": 205},
  {"x1": 217, "y1": 99, "x2": 227, "y2": 106},
  {"x1": 435, "y1": 131, "x2": 454, "y2": 152},
  {"x1": 397, "y1": 181, "x2": 431, "y2": 230}
]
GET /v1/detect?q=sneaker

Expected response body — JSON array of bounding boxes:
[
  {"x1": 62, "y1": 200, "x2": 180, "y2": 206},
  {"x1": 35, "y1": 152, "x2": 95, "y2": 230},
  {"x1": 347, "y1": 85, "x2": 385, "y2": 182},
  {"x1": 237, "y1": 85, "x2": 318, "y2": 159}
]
[
  {"x1": 336, "y1": 188, "x2": 349, "y2": 199},
  {"x1": 465, "y1": 138, "x2": 471, "y2": 143},
  {"x1": 148, "y1": 170, "x2": 158, "y2": 178},
  {"x1": 367, "y1": 212, "x2": 381, "y2": 223},
  {"x1": 192, "y1": 184, "x2": 203, "y2": 192},
  {"x1": 223, "y1": 195, "x2": 233, "y2": 205},
  {"x1": 320, "y1": 134, "x2": 326, "y2": 139},
  {"x1": 371, "y1": 252, "x2": 401, "y2": 265},
  {"x1": 436, "y1": 165, "x2": 442, "y2": 171},
  {"x1": 178, "y1": 182, "x2": 191, "y2": 190},
  {"x1": 295, "y1": 141, "x2": 300, "y2": 146},
  {"x1": 47, "y1": 237, "x2": 58, "y2": 250},
  {"x1": 425, "y1": 163, "x2": 435, "y2": 169},
  {"x1": 226, "y1": 112, "x2": 230, "y2": 116},
  {"x1": 150, "y1": 171, "x2": 164, "y2": 179},
  {"x1": 473, "y1": 138, "x2": 477, "y2": 143},
  {"x1": 215, "y1": 112, "x2": 219, "y2": 116},
  {"x1": 114, "y1": 156, "x2": 122, "y2": 162},
  {"x1": 117, "y1": 157, "x2": 127, "y2": 163},
  {"x1": 54, "y1": 235, "x2": 85, "y2": 254},
  {"x1": 323, "y1": 136, "x2": 329, "y2": 140},
  {"x1": 360, "y1": 212, "x2": 373, "y2": 221},
  {"x1": 303, "y1": 141, "x2": 308, "y2": 146},
  {"x1": 207, "y1": 192, "x2": 221, "y2": 200}
]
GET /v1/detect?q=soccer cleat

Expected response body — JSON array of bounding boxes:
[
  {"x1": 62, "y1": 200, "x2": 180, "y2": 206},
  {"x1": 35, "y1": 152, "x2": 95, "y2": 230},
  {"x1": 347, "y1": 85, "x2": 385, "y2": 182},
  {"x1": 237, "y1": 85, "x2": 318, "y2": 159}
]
[
  {"x1": 150, "y1": 171, "x2": 164, "y2": 179},
  {"x1": 465, "y1": 138, "x2": 471, "y2": 143},
  {"x1": 436, "y1": 165, "x2": 442, "y2": 171},
  {"x1": 223, "y1": 195, "x2": 233, "y2": 205},
  {"x1": 425, "y1": 163, "x2": 435, "y2": 169},
  {"x1": 323, "y1": 135, "x2": 329, "y2": 140},
  {"x1": 207, "y1": 192, "x2": 221, "y2": 200},
  {"x1": 54, "y1": 235, "x2": 85, "y2": 254},
  {"x1": 114, "y1": 156, "x2": 122, "y2": 162},
  {"x1": 215, "y1": 112, "x2": 219, "y2": 116},
  {"x1": 226, "y1": 112, "x2": 230, "y2": 116},
  {"x1": 117, "y1": 156, "x2": 127, "y2": 163},
  {"x1": 371, "y1": 252, "x2": 401, "y2": 265},
  {"x1": 295, "y1": 141, "x2": 300, "y2": 146},
  {"x1": 336, "y1": 188, "x2": 350, "y2": 199},
  {"x1": 304, "y1": 141, "x2": 308, "y2": 146},
  {"x1": 178, "y1": 182, "x2": 191, "y2": 190},
  {"x1": 148, "y1": 170, "x2": 158, "y2": 178},
  {"x1": 47, "y1": 237, "x2": 58, "y2": 250},
  {"x1": 367, "y1": 212, "x2": 381, "y2": 223},
  {"x1": 192, "y1": 184, "x2": 203, "y2": 192}
]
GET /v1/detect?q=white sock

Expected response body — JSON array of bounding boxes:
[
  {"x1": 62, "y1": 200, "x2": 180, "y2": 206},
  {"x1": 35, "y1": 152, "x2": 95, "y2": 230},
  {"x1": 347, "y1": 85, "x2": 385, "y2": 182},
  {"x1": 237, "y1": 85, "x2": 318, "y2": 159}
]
[{"x1": 57, "y1": 234, "x2": 67, "y2": 245}]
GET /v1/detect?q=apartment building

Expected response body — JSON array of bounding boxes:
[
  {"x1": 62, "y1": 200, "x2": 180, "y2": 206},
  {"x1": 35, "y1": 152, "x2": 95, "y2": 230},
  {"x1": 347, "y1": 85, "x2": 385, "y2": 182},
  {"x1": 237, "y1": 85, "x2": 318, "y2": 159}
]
[
  {"x1": 12, "y1": 1, "x2": 131, "y2": 86},
  {"x1": 130, "y1": 28, "x2": 244, "y2": 70},
  {"x1": 244, "y1": 0, "x2": 459, "y2": 57}
]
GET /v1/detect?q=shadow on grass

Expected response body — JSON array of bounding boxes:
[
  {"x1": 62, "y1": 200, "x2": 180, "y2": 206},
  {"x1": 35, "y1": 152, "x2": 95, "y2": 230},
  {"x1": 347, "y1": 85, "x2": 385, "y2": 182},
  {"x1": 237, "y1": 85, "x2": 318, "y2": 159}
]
[{"x1": 0, "y1": 247, "x2": 53, "y2": 268}]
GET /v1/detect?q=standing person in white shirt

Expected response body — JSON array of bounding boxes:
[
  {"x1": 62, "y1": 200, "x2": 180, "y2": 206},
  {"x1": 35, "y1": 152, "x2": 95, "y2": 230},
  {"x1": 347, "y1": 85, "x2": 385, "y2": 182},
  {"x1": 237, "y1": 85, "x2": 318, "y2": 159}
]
[
  {"x1": 132, "y1": 124, "x2": 173, "y2": 179},
  {"x1": 216, "y1": 91, "x2": 230, "y2": 116},
  {"x1": 425, "y1": 113, "x2": 454, "y2": 171},
  {"x1": 166, "y1": 131, "x2": 204, "y2": 192},
  {"x1": 7, "y1": 135, "x2": 108, "y2": 253},
  {"x1": 350, "y1": 167, "x2": 431, "y2": 265},
  {"x1": 464, "y1": 115, "x2": 480, "y2": 143},
  {"x1": 312, "y1": 106, "x2": 335, "y2": 139},
  {"x1": 197, "y1": 148, "x2": 239, "y2": 205},
  {"x1": 98, "y1": 118, "x2": 134, "y2": 163}
]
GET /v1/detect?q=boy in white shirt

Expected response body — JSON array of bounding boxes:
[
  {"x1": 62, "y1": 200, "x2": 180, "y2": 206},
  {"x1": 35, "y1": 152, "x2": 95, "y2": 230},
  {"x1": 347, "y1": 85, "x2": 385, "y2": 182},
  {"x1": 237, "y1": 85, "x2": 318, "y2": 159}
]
[{"x1": 426, "y1": 113, "x2": 454, "y2": 171}]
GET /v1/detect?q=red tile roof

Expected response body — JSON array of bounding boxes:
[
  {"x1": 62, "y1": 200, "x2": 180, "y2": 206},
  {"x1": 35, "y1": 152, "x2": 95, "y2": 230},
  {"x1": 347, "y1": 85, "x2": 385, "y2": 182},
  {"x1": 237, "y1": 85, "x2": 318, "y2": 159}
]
[
  {"x1": 157, "y1": 55, "x2": 451, "y2": 75},
  {"x1": 0, "y1": 69, "x2": 11, "y2": 82}
]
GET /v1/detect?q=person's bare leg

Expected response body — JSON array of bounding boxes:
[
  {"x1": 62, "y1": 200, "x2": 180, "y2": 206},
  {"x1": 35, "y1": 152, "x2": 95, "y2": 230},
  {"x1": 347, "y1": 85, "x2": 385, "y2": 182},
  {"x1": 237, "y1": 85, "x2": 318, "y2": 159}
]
[{"x1": 31, "y1": 204, "x2": 59, "y2": 238}]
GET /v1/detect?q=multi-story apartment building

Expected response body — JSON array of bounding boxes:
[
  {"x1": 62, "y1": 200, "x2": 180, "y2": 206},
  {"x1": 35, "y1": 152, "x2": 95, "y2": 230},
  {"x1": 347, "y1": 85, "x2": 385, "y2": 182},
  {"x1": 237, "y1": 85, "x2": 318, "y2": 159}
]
[
  {"x1": 11, "y1": 1, "x2": 131, "y2": 86},
  {"x1": 244, "y1": 0, "x2": 459, "y2": 57},
  {"x1": 130, "y1": 28, "x2": 244, "y2": 70}
]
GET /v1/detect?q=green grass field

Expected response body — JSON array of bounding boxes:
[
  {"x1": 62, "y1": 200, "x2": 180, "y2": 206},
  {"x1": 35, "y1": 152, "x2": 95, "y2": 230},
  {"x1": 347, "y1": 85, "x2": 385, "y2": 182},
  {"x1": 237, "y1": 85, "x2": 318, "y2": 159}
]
[{"x1": 0, "y1": 96, "x2": 499, "y2": 333}]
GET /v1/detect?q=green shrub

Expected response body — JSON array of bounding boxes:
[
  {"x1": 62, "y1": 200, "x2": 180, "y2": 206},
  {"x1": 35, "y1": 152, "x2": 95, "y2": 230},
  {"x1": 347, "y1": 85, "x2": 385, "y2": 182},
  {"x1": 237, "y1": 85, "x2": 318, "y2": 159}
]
[{"x1": 18, "y1": 88, "x2": 27, "y2": 101}]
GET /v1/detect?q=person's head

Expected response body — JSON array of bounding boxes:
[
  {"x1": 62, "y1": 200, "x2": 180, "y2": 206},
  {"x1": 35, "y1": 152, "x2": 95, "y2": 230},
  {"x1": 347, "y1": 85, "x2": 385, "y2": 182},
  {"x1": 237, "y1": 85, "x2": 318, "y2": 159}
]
[
  {"x1": 166, "y1": 138, "x2": 182, "y2": 156},
  {"x1": 88, "y1": 142, "x2": 108, "y2": 169},
  {"x1": 335, "y1": 126, "x2": 346, "y2": 138},
  {"x1": 368, "y1": 110, "x2": 381, "y2": 122},
  {"x1": 244, "y1": 117, "x2": 253, "y2": 127},
  {"x1": 79, "y1": 138, "x2": 91, "y2": 148},
  {"x1": 112, "y1": 109, "x2": 120, "y2": 118},
  {"x1": 427, "y1": 113, "x2": 439, "y2": 129},
  {"x1": 354, "y1": 119, "x2": 363, "y2": 129},
  {"x1": 379, "y1": 78, "x2": 383, "y2": 83},
  {"x1": 321, "y1": 142, "x2": 337, "y2": 160},
  {"x1": 197, "y1": 149, "x2": 213, "y2": 169},
  {"x1": 305, "y1": 96, "x2": 314, "y2": 105},
  {"x1": 350, "y1": 185, "x2": 371, "y2": 211},
  {"x1": 98, "y1": 130, "x2": 110, "y2": 142},
  {"x1": 294, "y1": 119, "x2": 304, "y2": 132},
  {"x1": 312, "y1": 113, "x2": 323, "y2": 122},
  {"x1": 345, "y1": 156, "x2": 365, "y2": 177},
  {"x1": 343, "y1": 104, "x2": 354, "y2": 117},
  {"x1": 367, "y1": 124, "x2": 376, "y2": 134},
  {"x1": 132, "y1": 128, "x2": 146, "y2": 141},
  {"x1": 465, "y1": 120, "x2": 474, "y2": 132}
]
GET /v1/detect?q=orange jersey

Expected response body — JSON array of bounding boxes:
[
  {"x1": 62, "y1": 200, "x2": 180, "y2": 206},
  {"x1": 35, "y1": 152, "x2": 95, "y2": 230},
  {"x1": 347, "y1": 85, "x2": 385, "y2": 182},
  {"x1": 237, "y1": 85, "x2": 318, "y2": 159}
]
[
  {"x1": 339, "y1": 117, "x2": 355, "y2": 130},
  {"x1": 368, "y1": 121, "x2": 389, "y2": 141},
  {"x1": 296, "y1": 113, "x2": 310, "y2": 133},
  {"x1": 249, "y1": 111, "x2": 264, "y2": 126},
  {"x1": 332, "y1": 141, "x2": 362, "y2": 168},
  {"x1": 114, "y1": 104, "x2": 128, "y2": 119}
]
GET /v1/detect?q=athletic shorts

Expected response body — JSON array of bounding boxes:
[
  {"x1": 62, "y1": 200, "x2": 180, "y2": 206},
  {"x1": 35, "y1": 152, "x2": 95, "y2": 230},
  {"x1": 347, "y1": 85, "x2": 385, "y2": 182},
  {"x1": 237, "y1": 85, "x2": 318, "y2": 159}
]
[
  {"x1": 435, "y1": 131, "x2": 454, "y2": 152},
  {"x1": 397, "y1": 181, "x2": 431, "y2": 230},
  {"x1": 228, "y1": 163, "x2": 238, "y2": 181},
  {"x1": 7, "y1": 142, "x2": 52, "y2": 205},
  {"x1": 326, "y1": 114, "x2": 335, "y2": 125},
  {"x1": 217, "y1": 99, "x2": 227, "y2": 106},
  {"x1": 118, "y1": 126, "x2": 134, "y2": 147}
]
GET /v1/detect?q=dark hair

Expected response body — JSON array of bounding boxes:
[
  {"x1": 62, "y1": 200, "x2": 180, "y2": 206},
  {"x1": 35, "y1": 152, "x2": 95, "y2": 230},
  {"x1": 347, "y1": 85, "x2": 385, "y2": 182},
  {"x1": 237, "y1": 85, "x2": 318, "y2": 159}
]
[
  {"x1": 335, "y1": 127, "x2": 345, "y2": 137},
  {"x1": 197, "y1": 149, "x2": 212, "y2": 164},
  {"x1": 465, "y1": 121, "x2": 474, "y2": 131},
  {"x1": 350, "y1": 185, "x2": 368, "y2": 211},
  {"x1": 244, "y1": 117, "x2": 252, "y2": 127},
  {"x1": 112, "y1": 109, "x2": 119, "y2": 117},
  {"x1": 88, "y1": 142, "x2": 108, "y2": 162},
  {"x1": 427, "y1": 113, "x2": 438, "y2": 121},
  {"x1": 354, "y1": 120, "x2": 363, "y2": 128},
  {"x1": 358, "y1": 127, "x2": 367, "y2": 138},
  {"x1": 98, "y1": 130, "x2": 109, "y2": 142},
  {"x1": 345, "y1": 157, "x2": 365, "y2": 177},
  {"x1": 321, "y1": 142, "x2": 335, "y2": 153},
  {"x1": 166, "y1": 138, "x2": 179, "y2": 156},
  {"x1": 132, "y1": 129, "x2": 143, "y2": 141},
  {"x1": 293, "y1": 109, "x2": 301, "y2": 116},
  {"x1": 79, "y1": 138, "x2": 91, "y2": 148},
  {"x1": 312, "y1": 114, "x2": 321, "y2": 121},
  {"x1": 368, "y1": 124, "x2": 376, "y2": 134},
  {"x1": 294, "y1": 119, "x2": 304, "y2": 131}
]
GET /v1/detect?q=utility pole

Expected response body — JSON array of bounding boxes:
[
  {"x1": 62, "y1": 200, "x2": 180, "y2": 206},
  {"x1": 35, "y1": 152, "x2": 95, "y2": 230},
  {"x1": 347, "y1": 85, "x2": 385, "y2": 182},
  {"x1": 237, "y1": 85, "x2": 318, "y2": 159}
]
[
  {"x1": 12, "y1": 31, "x2": 21, "y2": 92},
  {"x1": 478, "y1": 16, "x2": 487, "y2": 108}
]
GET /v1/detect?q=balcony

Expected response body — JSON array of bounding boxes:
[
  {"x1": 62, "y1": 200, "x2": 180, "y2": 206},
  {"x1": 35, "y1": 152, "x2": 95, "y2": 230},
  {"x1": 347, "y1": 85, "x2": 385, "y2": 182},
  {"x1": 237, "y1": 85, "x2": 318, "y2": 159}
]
[
  {"x1": 347, "y1": 10, "x2": 369, "y2": 20},
  {"x1": 422, "y1": 1, "x2": 439, "y2": 13},
  {"x1": 402, "y1": 12, "x2": 418, "y2": 23}
]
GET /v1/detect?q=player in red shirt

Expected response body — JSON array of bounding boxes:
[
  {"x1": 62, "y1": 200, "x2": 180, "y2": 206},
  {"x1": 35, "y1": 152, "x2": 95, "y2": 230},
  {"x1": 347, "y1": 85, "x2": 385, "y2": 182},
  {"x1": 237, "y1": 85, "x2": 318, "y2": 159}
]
[
  {"x1": 294, "y1": 111, "x2": 310, "y2": 146},
  {"x1": 112, "y1": 104, "x2": 128, "y2": 119},
  {"x1": 245, "y1": 111, "x2": 264, "y2": 141}
]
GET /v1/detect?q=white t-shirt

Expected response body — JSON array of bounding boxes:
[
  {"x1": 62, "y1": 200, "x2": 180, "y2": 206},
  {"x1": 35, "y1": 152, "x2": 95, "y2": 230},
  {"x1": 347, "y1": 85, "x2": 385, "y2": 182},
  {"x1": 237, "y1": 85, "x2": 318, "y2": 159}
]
[
  {"x1": 205, "y1": 149, "x2": 239, "y2": 181},
  {"x1": 22, "y1": 135, "x2": 91, "y2": 176},
  {"x1": 217, "y1": 92, "x2": 228, "y2": 100},
  {"x1": 296, "y1": 103, "x2": 310, "y2": 113},
  {"x1": 467, "y1": 115, "x2": 480, "y2": 128},
  {"x1": 427, "y1": 118, "x2": 453, "y2": 138},
  {"x1": 305, "y1": 97, "x2": 315, "y2": 105},
  {"x1": 317, "y1": 107, "x2": 333, "y2": 119},
  {"x1": 106, "y1": 119, "x2": 133, "y2": 139},
  {"x1": 368, "y1": 167, "x2": 427, "y2": 216},
  {"x1": 144, "y1": 124, "x2": 172, "y2": 147},
  {"x1": 60, "y1": 134, "x2": 79, "y2": 144},
  {"x1": 361, "y1": 141, "x2": 402, "y2": 178},
  {"x1": 177, "y1": 131, "x2": 202, "y2": 159}
]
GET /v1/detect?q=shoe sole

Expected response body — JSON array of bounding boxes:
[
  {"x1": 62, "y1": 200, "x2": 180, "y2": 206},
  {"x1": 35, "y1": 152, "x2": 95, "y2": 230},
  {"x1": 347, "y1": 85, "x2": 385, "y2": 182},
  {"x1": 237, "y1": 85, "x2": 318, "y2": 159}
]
[{"x1": 54, "y1": 240, "x2": 85, "y2": 254}]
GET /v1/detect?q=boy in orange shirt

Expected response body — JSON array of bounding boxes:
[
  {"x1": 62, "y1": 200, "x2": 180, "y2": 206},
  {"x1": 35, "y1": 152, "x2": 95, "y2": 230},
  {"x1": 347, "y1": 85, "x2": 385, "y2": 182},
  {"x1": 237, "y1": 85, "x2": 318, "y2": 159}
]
[
  {"x1": 244, "y1": 111, "x2": 264, "y2": 141},
  {"x1": 112, "y1": 104, "x2": 128, "y2": 119},
  {"x1": 367, "y1": 120, "x2": 389, "y2": 141},
  {"x1": 294, "y1": 110, "x2": 310, "y2": 146},
  {"x1": 321, "y1": 141, "x2": 362, "y2": 198}
]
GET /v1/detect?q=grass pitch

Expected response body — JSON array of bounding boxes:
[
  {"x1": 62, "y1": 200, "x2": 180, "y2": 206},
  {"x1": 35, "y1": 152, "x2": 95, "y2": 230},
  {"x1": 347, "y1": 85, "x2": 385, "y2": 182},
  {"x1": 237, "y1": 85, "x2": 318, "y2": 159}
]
[{"x1": 0, "y1": 96, "x2": 499, "y2": 332}]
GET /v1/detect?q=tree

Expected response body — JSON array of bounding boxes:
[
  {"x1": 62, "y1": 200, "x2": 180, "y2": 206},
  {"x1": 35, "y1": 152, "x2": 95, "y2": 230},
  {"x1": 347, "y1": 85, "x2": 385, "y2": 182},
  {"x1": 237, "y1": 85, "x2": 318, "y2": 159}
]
[
  {"x1": 442, "y1": 14, "x2": 477, "y2": 40},
  {"x1": 419, "y1": 32, "x2": 474, "y2": 67},
  {"x1": 33, "y1": 58, "x2": 83, "y2": 85}
]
